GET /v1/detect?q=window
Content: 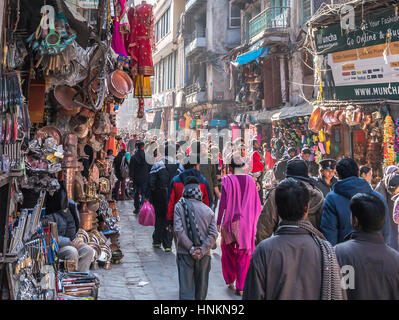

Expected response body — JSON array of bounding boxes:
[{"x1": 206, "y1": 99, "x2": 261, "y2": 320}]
[
  {"x1": 154, "y1": 52, "x2": 176, "y2": 93},
  {"x1": 156, "y1": 7, "x2": 171, "y2": 42},
  {"x1": 301, "y1": 0, "x2": 312, "y2": 26},
  {"x1": 229, "y1": 2, "x2": 241, "y2": 28}
]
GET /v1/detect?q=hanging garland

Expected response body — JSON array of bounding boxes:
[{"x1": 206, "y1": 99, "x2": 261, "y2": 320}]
[
  {"x1": 383, "y1": 115, "x2": 395, "y2": 169},
  {"x1": 395, "y1": 119, "x2": 399, "y2": 163}
]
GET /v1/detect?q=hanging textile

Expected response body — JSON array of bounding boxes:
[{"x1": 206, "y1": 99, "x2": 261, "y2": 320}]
[
  {"x1": 112, "y1": 0, "x2": 130, "y2": 58},
  {"x1": 134, "y1": 75, "x2": 152, "y2": 98},
  {"x1": 127, "y1": 2, "x2": 155, "y2": 77}
]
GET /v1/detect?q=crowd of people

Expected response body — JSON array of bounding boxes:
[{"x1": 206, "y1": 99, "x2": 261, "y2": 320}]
[{"x1": 110, "y1": 130, "x2": 399, "y2": 300}]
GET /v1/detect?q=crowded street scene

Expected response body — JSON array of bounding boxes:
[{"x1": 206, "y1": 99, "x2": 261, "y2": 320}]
[{"x1": 1, "y1": 0, "x2": 399, "y2": 306}]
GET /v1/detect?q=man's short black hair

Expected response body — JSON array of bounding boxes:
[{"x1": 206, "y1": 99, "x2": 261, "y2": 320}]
[
  {"x1": 350, "y1": 193, "x2": 385, "y2": 233},
  {"x1": 301, "y1": 148, "x2": 312, "y2": 155},
  {"x1": 107, "y1": 149, "x2": 113, "y2": 156},
  {"x1": 275, "y1": 178, "x2": 310, "y2": 221},
  {"x1": 137, "y1": 141, "x2": 145, "y2": 149},
  {"x1": 184, "y1": 176, "x2": 199, "y2": 186},
  {"x1": 336, "y1": 158, "x2": 359, "y2": 179}
]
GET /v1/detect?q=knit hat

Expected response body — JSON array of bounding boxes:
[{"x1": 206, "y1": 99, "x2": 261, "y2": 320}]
[
  {"x1": 286, "y1": 159, "x2": 309, "y2": 178},
  {"x1": 385, "y1": 165, "x2": 398, "y2": 176},
  {"x1": 387, "y1": 174, "x2": 399, "y2": 194}
]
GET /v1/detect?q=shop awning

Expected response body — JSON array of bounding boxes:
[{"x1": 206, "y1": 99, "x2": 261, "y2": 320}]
[
  {"x1": 270, "y1": 102, "x2": 314, "y2": 122},
  {"x1": 232, "y1": 45, "x2": 269, "y2": 67}
]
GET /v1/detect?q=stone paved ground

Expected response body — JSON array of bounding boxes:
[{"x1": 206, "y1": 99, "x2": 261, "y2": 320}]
[{"x1": 94, "y1": 200, "x2": 241, "y2": 300}]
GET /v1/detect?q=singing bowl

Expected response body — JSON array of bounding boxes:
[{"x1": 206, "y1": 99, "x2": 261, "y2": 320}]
[
  {"x1": 308, "y1": 107, "x2": 325, "y2": 133},
  {"x1": 54, "y1": 85, "x2": 83, "y2": 109}
]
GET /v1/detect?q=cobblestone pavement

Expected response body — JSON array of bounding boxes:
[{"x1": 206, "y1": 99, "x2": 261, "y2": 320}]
[{"x1": 95, "y1": 200, "x2": 241, "y2": 300}]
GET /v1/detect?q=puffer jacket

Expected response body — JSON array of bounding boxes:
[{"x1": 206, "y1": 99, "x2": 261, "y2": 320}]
[
  {"x1": 321, "y1": 176, "x2": 390, "y2": 246},
  {"x1": 255, "y1": 177, "x2": 324, "y2": 245},
  {"x1": 46, "y1": 209, "x2": 77, "y2": 247}
]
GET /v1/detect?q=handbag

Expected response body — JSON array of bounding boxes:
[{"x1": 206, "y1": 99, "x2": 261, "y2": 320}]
[{"x1": 120, "y1": 157, "x2": 129, "y2": 179}]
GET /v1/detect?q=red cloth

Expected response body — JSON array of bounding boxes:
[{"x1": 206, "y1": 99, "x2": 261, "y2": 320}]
[
  {"x1": 127, "y1": 3, "x2": 155, "y2": 76},
  {"x1": 265, "y1": 151, "x2": 276, "y2": 170},
  {"x1": 251, "y1": 151, "x2": 264, "y2": 173},
  {"x1": 167, "y1": 182, "x2": 209, "y2": 221}
]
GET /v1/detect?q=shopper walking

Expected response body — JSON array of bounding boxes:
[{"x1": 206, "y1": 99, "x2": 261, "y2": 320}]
[
  {"x1": 147, "y1": 142, "x2": 183, "y2": 251},
  {"x1": 113, "y1": 147, "x2": 128, "y2": 201},
  {"x1": 217, "y1": 154, "x2": 262, "y2": 296},
  {"x1": 130, "y1": 141, "x2": 151, "y2": 214},
  {"x1": 167, "y1": 142, "x2": 213, "y2": 224},
  {"x1": 256, "y1": 159, "x2": 324, "y2": 245},
  {"x1": 174, "y1": 176, "x2": 218, "y2": 300},
  {"x1": 321, "y1": 158, "x2": 390, "y2": 246},
  {"x1": 243, "y1": 178, "x2": 345, "y2": 300},
  {"x1": 335, "y1": 193, "x2": 399, "y2": 300},
  {"x1": 199, "y1": 143, "x2": 219, "y2": 211}
]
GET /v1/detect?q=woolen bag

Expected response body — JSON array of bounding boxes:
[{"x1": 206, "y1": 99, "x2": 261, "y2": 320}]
[{"x1": 139, "y1": 201, "x2": 155, "y2": 227}]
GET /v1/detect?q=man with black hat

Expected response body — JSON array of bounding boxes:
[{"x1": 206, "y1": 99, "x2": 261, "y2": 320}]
[
  {"x1": 273, "y1": 147, "x2": 297, "y2": 183},
  {"x1": 256, "y1": 159, "x2": 324, "y2": 244},
  {"x1": 314, "y1": 159, "x2": 338, "y2": 197}
]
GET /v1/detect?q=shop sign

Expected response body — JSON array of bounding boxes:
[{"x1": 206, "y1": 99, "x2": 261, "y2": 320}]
[
  {"x1": 77, "y1": 0, "x2": 99, "y2": 9},
  {"x1": 315, "y1": 8, "x2": 399, "y2": 100},
  {"x1": 215, "y1": 91, "x2": 224, "y2": 101}
]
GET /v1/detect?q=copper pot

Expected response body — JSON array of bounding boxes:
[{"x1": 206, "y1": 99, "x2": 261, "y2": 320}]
[
  {"x1": 54, "y1": 85, "x2": 83, "y2": 110},
  {"x1": 79, "y1": 203, "x2": 92, "y2": 231},
  {"x1": 108, "y1": 70, "x2": 133, "y2": 99},
  {"x1": 308, "y1": 107, "x2": 325, "y2": 133},
  {"x1": 36, "y1": 126, "x2": 62, "y2": 145},
  {"x1": 79, "y1": 107, "x2": 95, "y2": 118}
]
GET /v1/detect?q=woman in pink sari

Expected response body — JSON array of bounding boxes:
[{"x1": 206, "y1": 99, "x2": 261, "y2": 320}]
[{"x1": 217, "y1": 153, "x2": 262, "y2": 296}]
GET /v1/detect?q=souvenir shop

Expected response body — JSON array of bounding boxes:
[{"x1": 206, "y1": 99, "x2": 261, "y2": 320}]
[
  {"x1": 0, "y1": 0, "x2": 155, "y2": 300},
  {"x1": 305, "y1": 0, "x2": 399, "y2": 185},
  {"x1": 308, "y1": 102, "x2": 398, "y2": 185}
]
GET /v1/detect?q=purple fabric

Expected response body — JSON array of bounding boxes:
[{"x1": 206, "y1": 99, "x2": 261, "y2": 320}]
[{"x1": 218, "y1": 174, "x2": 262, "y2": 253}]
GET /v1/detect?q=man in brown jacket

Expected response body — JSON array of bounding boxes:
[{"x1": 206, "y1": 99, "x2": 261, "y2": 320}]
[{"x1": 256, "y1": 159, "x2": 324, "y2": 245}]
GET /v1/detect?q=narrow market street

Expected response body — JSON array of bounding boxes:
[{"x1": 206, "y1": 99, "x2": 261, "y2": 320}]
[{"x1": 95, "y1": 200, "x2": 240, "y2": 300}]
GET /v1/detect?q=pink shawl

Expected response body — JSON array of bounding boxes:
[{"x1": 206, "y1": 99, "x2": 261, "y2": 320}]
[{"x1": 220, "y1": 174, "x2": 262, "y2": 253}]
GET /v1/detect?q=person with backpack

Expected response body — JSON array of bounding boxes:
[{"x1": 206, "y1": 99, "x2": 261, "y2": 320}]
[
  {"x1": 146, "y1": 142, "x2": 184, "y2": 251},
  {"x1": 113, "y1": 147, "x2": 129, "y2": 201},
  {"x1": 130, "y1": 141, "x2": 151, "y2": 214}
]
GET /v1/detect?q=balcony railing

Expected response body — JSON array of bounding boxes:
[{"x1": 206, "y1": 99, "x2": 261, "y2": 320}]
[
  {"x1": 249, "y1": 7, "x2": 290, "y2": 39},
  {"x1": 185, "y1": 82, "x2": 205, "y2": 95},
  {"x1": 185, "y1": 28, "x2": 206, "y2": 43}
]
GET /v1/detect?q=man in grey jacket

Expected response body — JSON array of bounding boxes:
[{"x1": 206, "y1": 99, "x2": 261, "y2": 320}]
[{"x1": 173, "y1": 176, "x2": 218, "y2": 300}]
